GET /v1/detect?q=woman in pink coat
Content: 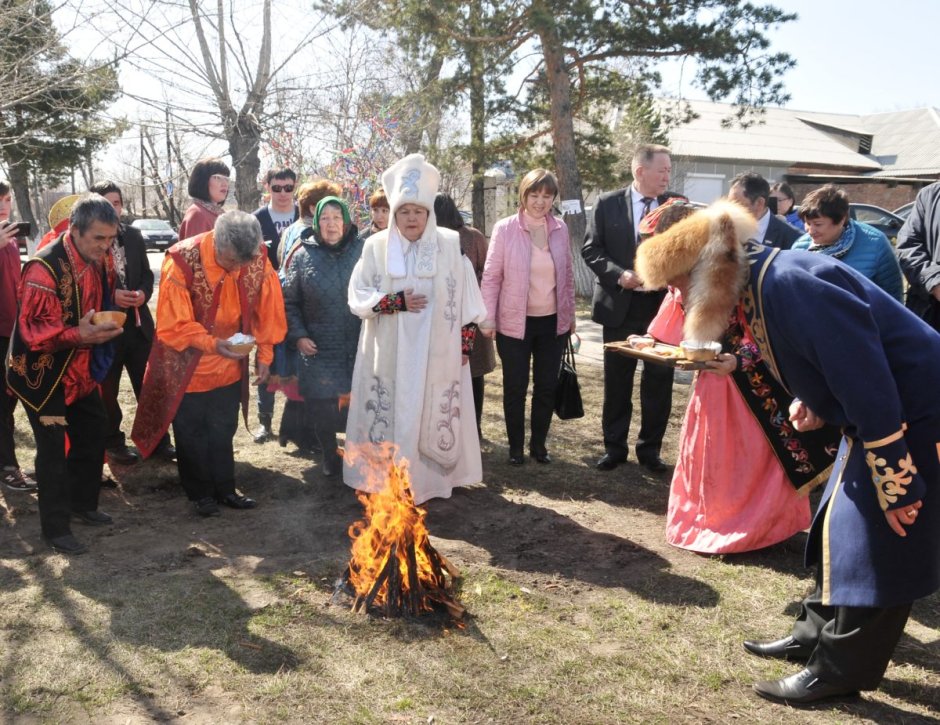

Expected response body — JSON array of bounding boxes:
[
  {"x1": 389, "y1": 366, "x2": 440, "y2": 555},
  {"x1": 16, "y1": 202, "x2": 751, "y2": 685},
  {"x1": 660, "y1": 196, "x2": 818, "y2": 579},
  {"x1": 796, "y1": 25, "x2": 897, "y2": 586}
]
[{"x1": 480, "y1": 169, "x2": 576, "y2": 465}]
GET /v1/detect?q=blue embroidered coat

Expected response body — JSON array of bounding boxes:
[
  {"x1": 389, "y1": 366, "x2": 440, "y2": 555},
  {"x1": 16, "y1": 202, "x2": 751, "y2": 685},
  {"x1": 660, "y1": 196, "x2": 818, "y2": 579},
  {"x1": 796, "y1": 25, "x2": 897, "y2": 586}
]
[{"x1": 742, "y1": 241, "x2": 940, "y2": 607}]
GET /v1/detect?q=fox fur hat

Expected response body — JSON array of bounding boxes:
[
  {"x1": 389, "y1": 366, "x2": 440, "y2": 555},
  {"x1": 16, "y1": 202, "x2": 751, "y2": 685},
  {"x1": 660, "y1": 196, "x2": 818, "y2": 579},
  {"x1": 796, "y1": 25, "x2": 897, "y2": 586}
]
[{"x1": 635, "y1": 199, "x2": 757, "y2": 343}]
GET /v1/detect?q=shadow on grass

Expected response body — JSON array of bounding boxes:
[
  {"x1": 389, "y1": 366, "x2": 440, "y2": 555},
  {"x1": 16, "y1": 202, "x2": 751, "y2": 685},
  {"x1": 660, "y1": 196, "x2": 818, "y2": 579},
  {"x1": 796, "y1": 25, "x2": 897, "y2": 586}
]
[{"x1": 425, "y1": 487, "x2": 719, "y2": 607}]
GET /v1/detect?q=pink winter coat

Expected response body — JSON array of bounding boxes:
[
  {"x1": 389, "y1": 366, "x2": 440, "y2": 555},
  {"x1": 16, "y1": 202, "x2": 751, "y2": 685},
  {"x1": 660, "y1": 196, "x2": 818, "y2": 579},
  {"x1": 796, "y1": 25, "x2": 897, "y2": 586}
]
[{"x1": 481, "y1": 210, "x2": 575, "y2": 339}]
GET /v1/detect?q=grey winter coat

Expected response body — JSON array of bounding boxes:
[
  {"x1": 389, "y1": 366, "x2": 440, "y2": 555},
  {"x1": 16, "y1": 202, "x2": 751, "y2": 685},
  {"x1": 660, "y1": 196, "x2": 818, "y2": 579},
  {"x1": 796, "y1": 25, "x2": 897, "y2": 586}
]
[{"x1": 282, "y1": 226, "x2": 364, "y2": 400}]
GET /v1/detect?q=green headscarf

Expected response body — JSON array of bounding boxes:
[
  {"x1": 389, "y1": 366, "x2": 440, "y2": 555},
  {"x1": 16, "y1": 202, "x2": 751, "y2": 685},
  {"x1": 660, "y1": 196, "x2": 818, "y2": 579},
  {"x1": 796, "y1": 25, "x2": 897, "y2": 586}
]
[{"x1": 313, "y1": 196, "x2": 351, "y2": 235}]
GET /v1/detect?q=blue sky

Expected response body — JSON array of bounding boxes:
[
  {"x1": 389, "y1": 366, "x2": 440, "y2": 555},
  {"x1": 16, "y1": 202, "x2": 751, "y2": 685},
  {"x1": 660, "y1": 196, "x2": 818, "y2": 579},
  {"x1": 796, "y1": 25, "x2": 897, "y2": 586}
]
[{"x1": 659, "y1": 0, "x2": 939, "y2": 115}]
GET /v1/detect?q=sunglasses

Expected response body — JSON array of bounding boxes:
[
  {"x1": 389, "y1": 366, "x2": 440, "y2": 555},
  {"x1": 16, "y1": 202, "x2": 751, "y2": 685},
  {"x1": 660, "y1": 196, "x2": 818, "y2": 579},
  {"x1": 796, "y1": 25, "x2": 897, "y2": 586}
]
[{"x1": 271, "y1": 184, "x2": 294, "y2": 193}]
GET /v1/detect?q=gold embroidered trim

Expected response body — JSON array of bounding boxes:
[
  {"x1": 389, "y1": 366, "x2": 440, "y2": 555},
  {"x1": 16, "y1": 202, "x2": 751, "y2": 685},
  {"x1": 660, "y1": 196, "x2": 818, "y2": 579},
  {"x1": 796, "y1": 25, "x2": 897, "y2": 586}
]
[
  {"x1": 863, "y1": 424, "x2": 908, "y2": 449},
  {"x1": 742, "y1": 244, "x2": 789, "y2": 395},
  {"x1": 822, "y1": 438, "x2": 850, "y2": 606},
  {"x1": 866, "y1": 449, "x2": 917, "y2": 511}
]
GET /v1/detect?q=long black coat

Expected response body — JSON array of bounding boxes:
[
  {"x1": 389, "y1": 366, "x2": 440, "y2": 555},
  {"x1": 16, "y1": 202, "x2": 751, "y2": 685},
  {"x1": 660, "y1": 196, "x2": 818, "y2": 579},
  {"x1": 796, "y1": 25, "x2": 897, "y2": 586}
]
[
  {"x1": 896, "y1": 181, "x2": 940, "y2": 327},
  {"x1": 282, "y1": 226, "x2": 363, "y2": 400},
  {"x1": 116, "y1": 223, "x2": 155, "y2": 341}
]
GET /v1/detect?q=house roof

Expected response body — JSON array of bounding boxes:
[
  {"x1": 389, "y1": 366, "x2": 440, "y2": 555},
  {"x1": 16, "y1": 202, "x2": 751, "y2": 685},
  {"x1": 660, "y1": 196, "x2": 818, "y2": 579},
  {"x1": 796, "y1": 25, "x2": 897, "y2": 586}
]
[{"x1": 662, "y1": 99, "x2": 940, "y2": 177}]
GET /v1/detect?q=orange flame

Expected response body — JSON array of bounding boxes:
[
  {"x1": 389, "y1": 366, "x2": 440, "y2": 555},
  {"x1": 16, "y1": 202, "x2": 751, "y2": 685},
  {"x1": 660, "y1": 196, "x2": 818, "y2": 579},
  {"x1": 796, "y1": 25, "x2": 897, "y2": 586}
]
[{"x1": 345, "y1": 442, "x2": 456, "y2": 616}]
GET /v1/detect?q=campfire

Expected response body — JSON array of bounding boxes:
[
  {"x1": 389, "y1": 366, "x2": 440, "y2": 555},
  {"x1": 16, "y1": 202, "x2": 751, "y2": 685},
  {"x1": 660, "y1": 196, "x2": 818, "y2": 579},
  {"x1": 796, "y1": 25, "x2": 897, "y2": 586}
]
[{"x1": 336, "y1": 445, "x2": 465, "y2": 625}]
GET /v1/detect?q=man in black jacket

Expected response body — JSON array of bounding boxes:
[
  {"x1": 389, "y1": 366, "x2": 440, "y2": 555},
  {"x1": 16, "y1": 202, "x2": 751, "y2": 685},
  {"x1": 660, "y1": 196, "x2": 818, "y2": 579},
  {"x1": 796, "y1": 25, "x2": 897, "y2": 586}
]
[
  {"x1": 251, "y1": 166, "x2": 299, "y2": 442},
  {"x1": 91, "y1": 181, "x2": 174, "y2": 465},
  {"x1": 581, "y1": 144, "x2": 683, "y2": 472},
  {"x1": 896, "y1": 181, "x2": 940, "y2": 331},
  {"x1": 728, "y1": 172, "x2": 802, "y2": 249}
]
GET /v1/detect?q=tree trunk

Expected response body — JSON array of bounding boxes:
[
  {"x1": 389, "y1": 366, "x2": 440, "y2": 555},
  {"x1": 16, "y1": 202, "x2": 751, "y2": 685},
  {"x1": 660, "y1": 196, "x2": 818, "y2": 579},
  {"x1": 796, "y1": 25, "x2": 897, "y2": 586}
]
[
  {"x1": 229, "y1": 113, "x2": 262, "y2": 211},
  {"x1": 8, "y1": 159, "x2": 37, "y2": 236},
  {"x1": 538, "y1": 25, "x2": 592, "y2": 297},
  {"x1": 468, "y1": 0, "x2": 486, "y2": 231}
]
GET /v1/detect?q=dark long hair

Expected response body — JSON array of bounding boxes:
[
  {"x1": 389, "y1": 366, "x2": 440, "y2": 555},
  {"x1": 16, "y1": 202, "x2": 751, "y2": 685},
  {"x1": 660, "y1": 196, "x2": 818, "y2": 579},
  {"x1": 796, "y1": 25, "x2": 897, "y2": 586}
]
[{"x1": 434, "y1": 192, "x2": 463, "y2": 231}]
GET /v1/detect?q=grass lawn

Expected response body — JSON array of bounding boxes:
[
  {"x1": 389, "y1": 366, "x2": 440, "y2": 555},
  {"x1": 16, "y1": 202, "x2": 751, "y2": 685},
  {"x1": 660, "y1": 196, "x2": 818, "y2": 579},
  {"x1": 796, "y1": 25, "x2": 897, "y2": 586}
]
[{"x1": 0, "y1": 357, "x2": 937, "y2": 723}]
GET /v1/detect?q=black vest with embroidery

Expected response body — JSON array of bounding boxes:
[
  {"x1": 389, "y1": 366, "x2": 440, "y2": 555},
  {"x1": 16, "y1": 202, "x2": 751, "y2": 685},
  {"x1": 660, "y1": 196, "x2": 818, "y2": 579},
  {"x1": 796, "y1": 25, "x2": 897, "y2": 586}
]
[{"x1": 5, "y1": 237, "x2": 81, "y2": 416}]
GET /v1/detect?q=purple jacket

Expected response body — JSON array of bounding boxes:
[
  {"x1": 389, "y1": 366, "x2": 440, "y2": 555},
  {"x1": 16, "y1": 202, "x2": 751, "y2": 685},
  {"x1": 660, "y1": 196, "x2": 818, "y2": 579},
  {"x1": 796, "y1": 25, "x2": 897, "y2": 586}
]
[{"x1": 481, "y1": 210, "x2": 575, "y2": 339}]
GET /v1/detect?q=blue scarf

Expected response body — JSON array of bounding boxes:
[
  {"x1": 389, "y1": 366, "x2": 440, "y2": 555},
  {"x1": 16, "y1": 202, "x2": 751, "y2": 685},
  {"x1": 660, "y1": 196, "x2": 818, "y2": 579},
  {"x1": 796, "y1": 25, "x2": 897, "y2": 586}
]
[{"x1": 806, "y1": 221, "x2": 853, "y2": 259}]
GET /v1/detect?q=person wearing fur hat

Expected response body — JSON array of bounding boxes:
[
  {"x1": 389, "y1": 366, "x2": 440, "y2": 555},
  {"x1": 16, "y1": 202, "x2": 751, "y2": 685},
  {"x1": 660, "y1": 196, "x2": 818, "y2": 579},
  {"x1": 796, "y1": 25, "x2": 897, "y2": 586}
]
[
  {"x1": 636, "y1": 199, "x2": 940, "y2": 706},
  {"x1": 345, "y1": 154, "x2": 487, "y2": 504}
]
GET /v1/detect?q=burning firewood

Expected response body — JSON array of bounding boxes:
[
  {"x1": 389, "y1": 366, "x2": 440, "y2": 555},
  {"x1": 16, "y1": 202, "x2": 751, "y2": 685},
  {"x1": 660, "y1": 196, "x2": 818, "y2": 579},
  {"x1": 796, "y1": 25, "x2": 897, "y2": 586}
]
[{"x1": 337, "y1": 444, "x2": 465, "y2": 625}]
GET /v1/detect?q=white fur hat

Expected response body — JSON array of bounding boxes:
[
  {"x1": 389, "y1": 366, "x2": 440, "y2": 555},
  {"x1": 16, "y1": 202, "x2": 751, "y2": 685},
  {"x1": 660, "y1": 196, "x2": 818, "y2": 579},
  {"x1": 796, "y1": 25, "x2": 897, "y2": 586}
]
[{"x1": 382, "y1": 153, "x2": 441, "y2": 216}]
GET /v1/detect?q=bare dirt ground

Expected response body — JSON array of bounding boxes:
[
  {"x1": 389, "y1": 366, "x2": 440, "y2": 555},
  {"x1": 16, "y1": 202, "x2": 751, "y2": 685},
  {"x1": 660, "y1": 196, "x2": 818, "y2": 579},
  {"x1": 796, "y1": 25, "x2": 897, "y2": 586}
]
[{"x1": 0, "y1": 306, "x2": 937, "y2": 723}]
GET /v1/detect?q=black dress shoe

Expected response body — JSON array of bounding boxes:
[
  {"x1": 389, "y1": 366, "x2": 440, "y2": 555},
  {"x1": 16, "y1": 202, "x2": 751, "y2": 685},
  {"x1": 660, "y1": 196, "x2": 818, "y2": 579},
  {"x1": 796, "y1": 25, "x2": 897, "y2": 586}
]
[
  {"x1": 219, "y1": 492, "x2": 256, "y2": 509},
  {"x1": 253, "y1": 424, "x2": 273, "y2": 444},
  {"x1": 321, "y1": 454, "x2": 341, "y2": 478},
  {"x1": 743, "y1": 635, "x2": 813, "y2": 662},
  {"x1": 154, "y1": 442, "x2": 177, "y2": 461},
  {"x1": 195, "y1": 497, "x2": 221, "y2": 517},
  {"x1": 106, "y1": 445, "x2": 140, "y2": 466},
  {"x1": 753, "y1": 668, "x2": 859, "y2": 705},
  {"x1": 47, "y1": 534, "x2": 87, "y2": 555},
  {"x1": 530, "y1": 450, "x2": 552, "y2": 464},
  {"x1": 508, "y1": 452, "x2": 525, "y2": 466},
  {"x1": 72, "y1": 510, "x2": 113, "y2": 526},
  {"x1": 638, "y1": 455, "x2": 669, "y2": 473},
  {"x1": 595, "y1": 453, "x2": 625, "y2": 471}
]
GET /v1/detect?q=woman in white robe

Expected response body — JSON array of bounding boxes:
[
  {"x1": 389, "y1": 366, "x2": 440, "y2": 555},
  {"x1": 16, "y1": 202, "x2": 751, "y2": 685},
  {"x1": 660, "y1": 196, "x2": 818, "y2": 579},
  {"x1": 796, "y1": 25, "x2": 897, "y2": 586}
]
[{"x1": 345, "y1": 154, "x2": 487, "y2": 503}]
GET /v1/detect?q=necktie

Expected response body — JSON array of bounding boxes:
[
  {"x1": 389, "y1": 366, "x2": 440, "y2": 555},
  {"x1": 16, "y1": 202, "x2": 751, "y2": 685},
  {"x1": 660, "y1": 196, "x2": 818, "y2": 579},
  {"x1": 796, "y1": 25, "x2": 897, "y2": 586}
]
[{"x1": 637, "y1": 197, "x2": 654, "y2": 245}]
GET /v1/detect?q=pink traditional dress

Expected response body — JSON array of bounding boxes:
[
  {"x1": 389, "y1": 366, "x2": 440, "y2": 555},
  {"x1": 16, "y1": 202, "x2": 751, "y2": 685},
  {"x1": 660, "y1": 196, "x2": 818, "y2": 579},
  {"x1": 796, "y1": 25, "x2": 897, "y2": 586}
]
[{"x1": 649, "y1": 289, "x2": 835, "y2": 554}]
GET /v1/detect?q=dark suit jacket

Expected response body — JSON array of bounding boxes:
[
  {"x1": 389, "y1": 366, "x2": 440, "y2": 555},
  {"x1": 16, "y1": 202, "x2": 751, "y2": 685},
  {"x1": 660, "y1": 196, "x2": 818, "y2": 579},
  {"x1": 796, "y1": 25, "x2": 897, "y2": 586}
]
[
  {"x1": 581, "y1": 188, "x2": 684, "y2": 327},
  {"x1": 763, "y1": 214, "x2": 802, "y2": 250},
  {"x1": 116, "y1": 223, "x2": 155, "y2": 341}
]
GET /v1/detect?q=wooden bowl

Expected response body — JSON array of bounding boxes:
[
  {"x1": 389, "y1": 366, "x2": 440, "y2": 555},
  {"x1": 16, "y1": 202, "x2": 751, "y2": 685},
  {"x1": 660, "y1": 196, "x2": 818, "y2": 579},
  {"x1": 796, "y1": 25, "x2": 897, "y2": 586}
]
[
  {"x1": 92, "y1": 311, "x2": 127, "y2": 327},
  {"x1": 680, "y1": 340, "x2": 721, "y2": 362},
  {"x1": 228, "y1": 342, "x2": 255, "y2": 355}
]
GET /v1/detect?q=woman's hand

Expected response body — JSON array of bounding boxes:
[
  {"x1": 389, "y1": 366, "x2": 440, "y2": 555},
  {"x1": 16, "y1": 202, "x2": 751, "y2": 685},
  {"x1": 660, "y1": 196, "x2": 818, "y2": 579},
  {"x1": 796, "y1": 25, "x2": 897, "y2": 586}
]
[
  {"x1": 297, "y1": 337, "x2": 318, "y2": 356},
  {"x1": 479, "y1": 320, "x2": 497, "y2": 339},
  {"x1": 789, "y1": 399, "x2": 825, "y2": 431},
  {"x1": 403, "y1": 287, "x2": 427, "y2": 312},
  {"x1": 702, "y1": 353, "x2": 737, "y2": 376}
]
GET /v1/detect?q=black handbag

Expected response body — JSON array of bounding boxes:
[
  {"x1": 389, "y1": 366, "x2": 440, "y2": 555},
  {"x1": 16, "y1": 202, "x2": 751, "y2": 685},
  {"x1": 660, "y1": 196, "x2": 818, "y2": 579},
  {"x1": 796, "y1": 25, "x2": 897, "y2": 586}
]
[{"x1": 554, "y1": 336, "x2": 584, "y2": 420}]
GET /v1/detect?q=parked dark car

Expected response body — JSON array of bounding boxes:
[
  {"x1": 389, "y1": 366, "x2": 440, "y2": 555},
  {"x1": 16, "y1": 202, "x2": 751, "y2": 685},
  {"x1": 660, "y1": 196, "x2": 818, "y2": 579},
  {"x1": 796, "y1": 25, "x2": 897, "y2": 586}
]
[
  {"x1": 131, "y1": 218, "x2": 178, "y2": 250},
  {"x1": 894, "y1": 202, "x2": 914, "y2": 222},
  {"x1": 848, "y1": 203, "x2": 905, "y2": 244}
]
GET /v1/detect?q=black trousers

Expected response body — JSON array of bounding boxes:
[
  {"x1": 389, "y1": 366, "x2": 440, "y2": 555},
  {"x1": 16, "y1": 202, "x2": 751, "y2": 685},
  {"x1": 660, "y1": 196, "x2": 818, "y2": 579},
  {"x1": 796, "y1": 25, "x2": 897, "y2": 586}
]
[
  {"x1": 100, "y1": 328, "x2": 169, "y2": 450},
  {"x1": 0, "y1": 336, "x2": 19, "y2": 468},
  {"x1": 471, "y1": 374, "x2": 485, "y2": 438},
  {"x1": 172, "y1": 382, "x2": 240, "y2": 501},
  {"x1": 790, "y1": 535, "x2": 912, "y2": 690},
  {"x1": 25, "y1": 389, "x2": 107, "y2": 539},
  {"x1": 303, "y1": 397, "x2": 348, "y2": 457},
  {"x1": 496, "y1": 315, "x2": 565, "y2": 456},
  {"x1": 601, "y1": 292, "x2": 674, "y2": 461}
]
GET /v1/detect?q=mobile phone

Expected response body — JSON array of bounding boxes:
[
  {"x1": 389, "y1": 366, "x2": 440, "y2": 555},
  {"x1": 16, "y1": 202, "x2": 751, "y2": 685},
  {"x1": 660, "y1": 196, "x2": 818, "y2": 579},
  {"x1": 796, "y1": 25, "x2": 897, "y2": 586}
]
[{"x1": 11, "y1": 221, "x2": 30, "y2": 237}]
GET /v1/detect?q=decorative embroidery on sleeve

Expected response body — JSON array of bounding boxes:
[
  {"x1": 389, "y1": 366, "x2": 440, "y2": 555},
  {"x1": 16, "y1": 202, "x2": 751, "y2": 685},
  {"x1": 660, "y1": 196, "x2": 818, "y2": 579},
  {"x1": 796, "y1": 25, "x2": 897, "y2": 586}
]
[
  {"x1": 461, "y1": 323, "x2": 477, "y2": 356},
  {"x1": 372, "y1": 291, "x2": 406, "y2": 314},
  {"x1": 866, "y1": 449, "x2": 917, "y2": 511}
]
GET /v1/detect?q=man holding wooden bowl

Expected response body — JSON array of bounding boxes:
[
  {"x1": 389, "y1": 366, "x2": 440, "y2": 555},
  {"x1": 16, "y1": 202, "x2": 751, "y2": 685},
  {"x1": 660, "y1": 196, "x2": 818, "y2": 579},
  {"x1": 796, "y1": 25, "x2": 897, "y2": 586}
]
[{"x1": 6, "y1": 194, "x2": 125, "y2": 555}]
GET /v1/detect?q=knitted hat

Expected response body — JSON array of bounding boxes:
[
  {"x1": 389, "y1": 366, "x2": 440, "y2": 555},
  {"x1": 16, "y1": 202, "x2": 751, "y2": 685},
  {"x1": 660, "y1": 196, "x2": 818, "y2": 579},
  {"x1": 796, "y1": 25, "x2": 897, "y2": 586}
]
[
  {"x1": 636, "y1": 199, "x2": 757, "y2": 342},
  {"x1": 381, "y1": 154, "x2": 441, "y2": 216}
]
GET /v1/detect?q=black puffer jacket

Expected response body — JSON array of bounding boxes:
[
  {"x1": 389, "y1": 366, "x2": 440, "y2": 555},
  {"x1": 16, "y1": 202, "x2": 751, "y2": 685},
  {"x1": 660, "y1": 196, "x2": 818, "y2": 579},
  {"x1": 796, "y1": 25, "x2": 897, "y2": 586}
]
[{"x1": 282, "y1": 225, "x2": 363, "y2": 399}]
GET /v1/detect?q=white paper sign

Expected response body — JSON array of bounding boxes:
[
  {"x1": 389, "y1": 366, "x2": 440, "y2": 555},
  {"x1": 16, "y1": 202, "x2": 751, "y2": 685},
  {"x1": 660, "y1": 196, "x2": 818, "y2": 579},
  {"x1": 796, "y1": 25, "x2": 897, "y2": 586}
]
[{"x1": 560, "y1": 199, "x2": 582, "y2": 215}]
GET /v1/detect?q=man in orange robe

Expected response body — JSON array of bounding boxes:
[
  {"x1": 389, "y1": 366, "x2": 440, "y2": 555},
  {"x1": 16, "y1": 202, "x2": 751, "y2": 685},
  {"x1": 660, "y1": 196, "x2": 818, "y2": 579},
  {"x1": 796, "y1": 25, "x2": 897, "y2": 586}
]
[{"x1": 132, "y1": 210, "x2": 286, "y2": 517}]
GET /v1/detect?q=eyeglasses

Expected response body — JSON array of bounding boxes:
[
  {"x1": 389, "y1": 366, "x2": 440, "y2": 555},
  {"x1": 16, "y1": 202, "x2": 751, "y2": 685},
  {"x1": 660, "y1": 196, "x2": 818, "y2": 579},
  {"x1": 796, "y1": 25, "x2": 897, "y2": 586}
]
[
  {"x1": 271, "y1": 184, "x2": 294, "y2": 193},
  {"x1": 210, "y1": 174, "x2": 229, "y2": 183}
]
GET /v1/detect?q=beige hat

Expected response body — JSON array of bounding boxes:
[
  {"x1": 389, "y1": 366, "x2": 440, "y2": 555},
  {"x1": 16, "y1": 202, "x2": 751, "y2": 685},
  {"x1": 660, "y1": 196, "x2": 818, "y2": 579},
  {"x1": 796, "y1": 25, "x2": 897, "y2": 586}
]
[
  {"x1": 47, "y1": 194, "x2": 81, "y2": 231},
  {"x1": 381, "y1": 154, "x2": 441, "y2": 216}
]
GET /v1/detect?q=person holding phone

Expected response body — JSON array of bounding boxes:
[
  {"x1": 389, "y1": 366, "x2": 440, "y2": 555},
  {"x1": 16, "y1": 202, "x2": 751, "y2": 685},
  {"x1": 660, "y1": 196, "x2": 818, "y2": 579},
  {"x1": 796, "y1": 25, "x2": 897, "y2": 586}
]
[{"x1": 0, "y1": 181, "x2": 36, "y2": 492}]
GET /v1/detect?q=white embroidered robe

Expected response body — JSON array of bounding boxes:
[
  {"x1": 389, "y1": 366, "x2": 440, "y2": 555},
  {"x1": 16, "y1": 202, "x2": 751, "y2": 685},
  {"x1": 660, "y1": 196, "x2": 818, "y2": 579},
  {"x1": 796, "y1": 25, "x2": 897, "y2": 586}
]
[{"x1": 344, "y1": 226, "x2": 487, "y2": 503}]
